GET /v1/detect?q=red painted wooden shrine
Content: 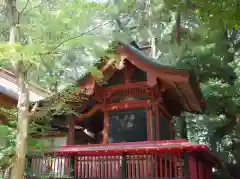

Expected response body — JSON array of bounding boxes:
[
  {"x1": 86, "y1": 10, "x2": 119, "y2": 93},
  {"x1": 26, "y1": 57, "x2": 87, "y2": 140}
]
[{"x1": 27, "y1": 43, "x2": 221, "y2": 179}]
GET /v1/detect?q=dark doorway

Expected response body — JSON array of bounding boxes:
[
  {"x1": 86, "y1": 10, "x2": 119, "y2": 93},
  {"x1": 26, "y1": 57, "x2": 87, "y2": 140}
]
[{"x1": 108, "y1": 108, "x2": 147, "y2": 143}]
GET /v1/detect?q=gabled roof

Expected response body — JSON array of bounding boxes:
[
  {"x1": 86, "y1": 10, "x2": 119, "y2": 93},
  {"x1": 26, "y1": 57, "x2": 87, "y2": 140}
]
[
  {"x1": 39, "y1": 42, "x2": 204, "y2": 117},
  {"x1": 0, "y1": 68, "x2": 51, "y2": 103},
  {"x1": 71, "y1": 43, "x2": 204, "y2": 116}
]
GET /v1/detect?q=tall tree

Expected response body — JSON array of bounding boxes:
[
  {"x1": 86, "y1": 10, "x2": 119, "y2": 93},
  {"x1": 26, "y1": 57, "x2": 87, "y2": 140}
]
[
  {"x1": 0, "y1": 0, "x2": 110, "y2": 178},
  {"x1": 3, "y1": 1, "x2": 30, "y2": 178}
]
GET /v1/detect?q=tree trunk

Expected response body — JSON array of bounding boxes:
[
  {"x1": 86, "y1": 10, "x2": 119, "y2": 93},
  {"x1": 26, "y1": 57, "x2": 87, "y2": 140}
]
[
  {"x1": 146, "y1": 0, "x2": 156, "y2": 59},
  {"x1": 176, "y1": 11, "x2": 181, "y2": 46},
  {"x1": 5, "y1": 0, "x2": 30, "y2": 178},
  {"x1": 11, "y1": 71, "x2": 29, "y2": 179}
]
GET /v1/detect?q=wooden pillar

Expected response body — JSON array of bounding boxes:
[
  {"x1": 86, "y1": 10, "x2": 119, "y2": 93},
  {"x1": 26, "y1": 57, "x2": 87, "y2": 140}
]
[
  {"x1": 151, "y1": 106, "x2": 158, "y2": 141},
  {"x1": 197, "y1": 161, "x2": 204, "y2": 179},
  {"x1": 183, "y1": 151, "x2": 190, "y2": 179},
  {"x1": 147, "y1": 107, "x2": 153, "y2": 141},
  {"x1": 154, "y1": 106, "x2": 160, "y2": 140},
  {"x1": 94, "y1": 131, "x2": 102, "y2": 144},
  {"x1": 103, "y1": 110, "x2": 109, "y2": 144},
  {"x1": 120, "y1": 153, "x2": 127, "y2": 179},
  {"x1": 189, "y1": 156, "x2": 198, "y2": 179},
  {"x1": 159, "y1": 106, "x2": 173, "y2": 140},
  {"x1": 67, "y1": 117, "x2": 75, "y2": 145},
  {"x1": 168, "y1": 118, "x2": 174, "y2": 139}
]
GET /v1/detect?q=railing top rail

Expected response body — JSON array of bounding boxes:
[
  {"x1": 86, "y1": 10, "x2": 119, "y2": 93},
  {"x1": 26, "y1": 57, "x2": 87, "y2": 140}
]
[
  {"x1": 29, "y1": 140, "x2": 222, "y2": 168},
  {"x1": 40, "y1": 140, "x2": 209, "y2": 155}
]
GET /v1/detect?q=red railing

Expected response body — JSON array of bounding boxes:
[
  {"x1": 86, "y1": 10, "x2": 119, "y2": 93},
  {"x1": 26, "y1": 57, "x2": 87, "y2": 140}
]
[
  {"x1": 73, "y1": 153, "x2": 184, "y2": 178},
  {"x1": 26, "y1": 140, "x2": 220, "y2": 179},
  {"x1": 28, "y1": 153, "x2": 184, "y2": 178}
]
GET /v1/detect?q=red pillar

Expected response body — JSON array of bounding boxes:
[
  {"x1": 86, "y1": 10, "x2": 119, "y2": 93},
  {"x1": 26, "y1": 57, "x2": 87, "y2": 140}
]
[
  {"x1": 154, "y1": 106, "x2": 160, "y2": 140},
  {"x1": 198, "y1": 161, "x2": 204, "y2": 179},
  {"x1": 147, "y1": 107, "x2": 153, "y2": 141},
  {"x1": 189, "y1": 156, "x2": 198, "y2": 179},
  {"x1": 159, "y1": 106, "x2": 173, "y2": 139},
  {"x1": 103, "y1": 110, "x2": 109, "y2": 144},
  {"x1": 67, "y1": 117, "x2": 75, "y2": 145}
]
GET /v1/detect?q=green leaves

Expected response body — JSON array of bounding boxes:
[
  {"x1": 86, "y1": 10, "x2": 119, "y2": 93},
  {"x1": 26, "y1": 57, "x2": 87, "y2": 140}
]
[
  {"x1": 0, "y1": 105, "x2": 59, "y2": 168},
  {"x1": 87, "y1": 66, "x2": 103, "y2": 80},
  {"x1": 0, "y1": 125, "x2": 14, "y2": 139},
  {"x1": 0, "y1": 42, "x2": 44, "y2": 70}
]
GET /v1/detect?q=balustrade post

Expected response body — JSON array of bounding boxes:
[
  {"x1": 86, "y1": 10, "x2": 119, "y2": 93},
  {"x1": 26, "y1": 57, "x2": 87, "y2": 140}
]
[
  {"x1": 183, "y1": 150, "x2": 190, "y2": 179},
  {"x1": 70, "y1": 156, "x2": 75, "y2": 177},
  {"x1": 120, "y1": 153, "x2": 127, "y2": 179}
]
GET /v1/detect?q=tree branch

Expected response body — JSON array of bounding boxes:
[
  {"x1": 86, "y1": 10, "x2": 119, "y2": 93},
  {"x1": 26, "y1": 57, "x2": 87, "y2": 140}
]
[
  {"x1": 21, "y1": 0, "x2": 47, "y2": 17},
  {"x1": 40, "y1": 20, "x2": 112, "y2": 55},
  {"x1": 19, "y1": 0, "x2": 30, "y2": 17},
  {"x1": 114, "y1": 0, "x2": 148, "y2": 39},
  {"x1": 30, "y1": 102, "x2": 39, "y2": 116}
]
